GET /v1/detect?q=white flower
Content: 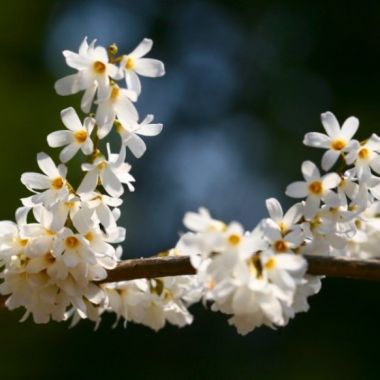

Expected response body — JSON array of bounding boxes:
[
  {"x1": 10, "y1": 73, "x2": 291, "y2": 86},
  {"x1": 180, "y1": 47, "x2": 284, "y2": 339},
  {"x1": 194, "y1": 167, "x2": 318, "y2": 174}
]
[
  {"x1": 47, "y1": 107, "x2": 95, "y2": 163},
  {"x1": 261, "y1": 218, "x2": 304, "y2": 255},
  {"x1": 345, "y1": 134, "x2": 380, "y2": 181},
  {"x1": 115, "y1": 114, "x2": 163, "y2": 158},
  {"x1": 121, "y1": 38, "x2": 165, "y2": 96},
  {"x1": 103, "y1": 275, "x2": 196, "y2": 331},
  {"x1": 183, "y1": 207, "x2": 226, "y2": 233},
  {"x1": 52, "y1": 228, "x2": 102, "y2": 270},
  {"x1": 303, "y1": 111, "x2": 359, "y2": 171},
  {"x1": 21, "y1": 152, "x2": 69, "y2": 207},
  {"x1": 260, "y1": 250, "x2": 307, "y2": 298},
  {"x1": 55, "y1": 37, "x2": 121, "y2": 112},
  {"x1": 0, "y1": 207, "x2": 29, "y2": 262},
  {"x1": 77, "y1": 145, "x2": 135, "y2": 197},
  {"x1": 95, "y1": 83, "x2": 138, "y2": 139},
  {"x1": 285, "y1": 161, "x2": 340, "y2": 220},
  {"x1": 336, "y1": 170, "x2": 359, "y2": 206},
  {"x1": 265, "y1": 198, "x2": 303, "y2": 235},
  {"x1": 79, "y1": 192, "x2": 122, "y2": 233}
]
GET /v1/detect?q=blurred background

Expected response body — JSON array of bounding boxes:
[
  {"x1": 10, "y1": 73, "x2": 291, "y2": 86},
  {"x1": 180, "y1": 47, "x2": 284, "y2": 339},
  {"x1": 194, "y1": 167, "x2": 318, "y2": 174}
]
[{"x1": 0, "y1": 0, "x2": 379, "y2": 378}]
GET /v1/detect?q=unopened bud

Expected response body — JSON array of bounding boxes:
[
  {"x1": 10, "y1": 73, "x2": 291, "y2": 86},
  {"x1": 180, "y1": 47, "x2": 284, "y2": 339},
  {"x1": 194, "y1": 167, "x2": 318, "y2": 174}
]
[{"x1": 108, "y1": 43, "x2": 118, "y2": 55}]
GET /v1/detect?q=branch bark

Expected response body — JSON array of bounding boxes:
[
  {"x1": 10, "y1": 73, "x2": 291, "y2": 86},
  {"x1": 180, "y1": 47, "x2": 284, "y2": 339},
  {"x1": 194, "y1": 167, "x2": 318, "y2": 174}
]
[
  {"x1": 1, "y1": 255, "x2": 380, "y2": 308},
  {"x1": 99, "y1": 254, "x2": 380, "y2": 283}
]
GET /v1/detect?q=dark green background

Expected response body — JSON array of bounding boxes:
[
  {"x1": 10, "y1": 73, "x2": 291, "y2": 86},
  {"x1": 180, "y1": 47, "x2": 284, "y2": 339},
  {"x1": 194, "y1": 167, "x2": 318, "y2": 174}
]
[{"x1": 0, "y1": 0, "x2": 379, "y2": 379}]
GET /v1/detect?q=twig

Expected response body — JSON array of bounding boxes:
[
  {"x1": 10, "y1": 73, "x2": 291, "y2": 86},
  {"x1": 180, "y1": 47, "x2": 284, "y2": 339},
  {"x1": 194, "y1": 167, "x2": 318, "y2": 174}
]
[
  {"x1": 1, "y1": 255, "x2": 380, "y2": 308},
  {"x1": 99, "y1": 254, "x2": 380, "y2": 283}
]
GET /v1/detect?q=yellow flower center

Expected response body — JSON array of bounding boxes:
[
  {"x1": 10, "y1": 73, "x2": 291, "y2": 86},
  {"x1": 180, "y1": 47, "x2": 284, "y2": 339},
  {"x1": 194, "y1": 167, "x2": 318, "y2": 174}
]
[
  {"x1": 97, "y1": 161, "x2": 107, "y2": 170},
  {"x1": 65, "y1": 236, "x2": 79, "y2": 249},
  {"x1": 85, "y1": 232, "x2": 94, "y2": 242},
  {"x1": 206, "y1": 279, "x2": 216, "y2": 290},
  {"x1": 64, "y1": 201, "x2": 75, "y2": 209},
  {"x1": 93, "y1": 61, "x2": 106, "y2": 74},
  {"x1": 308, "y1": 181, "x2": 323, "y2": 195},
  {"x1": 310, "y1": 216, "x2": 321, "y2": 230},
  {"x1": 45, "y1": 229, "x2": 56, "y2": 236},
  {"x1": 45, "y1": 252, "x2": 56, "y2": 263},
  {"x1": 125, "y1": 57, "x2": 134, "y2": 70},
  {"x1": 265, "y1": 257, "x2": 276, "y2": 269},
  {"x1": 207, "y1": 222, "x2": 227, "y2": 232},
  {"x1": 74, "y1": 129, "x2": 88, "y2": 143},
  {"x1": 228, "y1": 234, "x2": 241, "y2": 246},
  {"x1": 110, "y1": 86, "x2": 120, "y2": 101},
  {"x1": 278, "y1": 222, "x2": 288, "y2": 235},
  {"x1": 331, "y1": 139, "x2": 346, "y2": 151},
  {"x1": 358, "y1": 147, "x2": 369, "y2": 159},
  {"x1": 17, "y1": 238, "x2": 28, "y2": 247},
  {"x1": 115, "y1": 122, "x2": 124, "y2": 134},
  {"x1": 274, "y1": 240, "x2": 288, "y2": 253},
  {"x1": 51, "y1": 177, "x2": 64, "y2": 190}
]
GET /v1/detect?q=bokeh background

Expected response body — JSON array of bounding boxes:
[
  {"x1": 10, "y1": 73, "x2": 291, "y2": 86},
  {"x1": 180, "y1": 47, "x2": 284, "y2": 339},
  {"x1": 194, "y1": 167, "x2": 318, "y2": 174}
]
[{"x1": 0, "y1": 0, "x2": 380, "y2": 379}]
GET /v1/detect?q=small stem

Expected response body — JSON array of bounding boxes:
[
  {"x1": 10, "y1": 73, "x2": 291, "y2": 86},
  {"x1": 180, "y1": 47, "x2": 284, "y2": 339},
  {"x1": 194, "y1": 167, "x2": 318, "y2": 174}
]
[{"x1": 90, "y1": 125, "x2": 99, "y2": 163}]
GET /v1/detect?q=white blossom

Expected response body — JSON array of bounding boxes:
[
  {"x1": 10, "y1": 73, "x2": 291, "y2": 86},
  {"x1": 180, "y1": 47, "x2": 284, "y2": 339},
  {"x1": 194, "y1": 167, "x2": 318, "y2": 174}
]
[
  {"x1": 78, "y1": 145, "x2": 135, "y2": 197},
  {"x1": 95, "y1": 83, "x2": 138, "y2": 139},
  {"x1": 285, "y1": 160, "x2": 340, "y2": 220},
  {"x1": 55, "y1": 37, "x2": 121, "y2": 112},
  {"x1": 21, "y1": 152, "x2": 69, "y2": 207},
  {"x1": 121, "y1": 38, "x2": 165, "y2": 96},
  {"x1": 303, "y1": 111, "x2": 359, "y2": 171},
  {"x1": 115, "y1": 114, "x2": 163, "y2": 158},
  {"x1": 47, "y1": 107, "x2": 95, "y2": 163}
]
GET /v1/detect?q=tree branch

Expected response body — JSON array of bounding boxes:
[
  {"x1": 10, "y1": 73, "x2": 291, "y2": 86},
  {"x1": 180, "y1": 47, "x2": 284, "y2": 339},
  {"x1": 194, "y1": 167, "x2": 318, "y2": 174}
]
[
  {"x1": 99, "y1": 254, "x2": 380, "y2": 283},
  {"x1": 1, "y1": 255, "x2": 380, "y2": 308}
]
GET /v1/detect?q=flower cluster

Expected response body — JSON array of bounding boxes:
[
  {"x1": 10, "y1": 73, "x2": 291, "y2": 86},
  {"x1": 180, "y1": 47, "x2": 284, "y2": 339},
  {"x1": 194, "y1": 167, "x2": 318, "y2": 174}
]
[
  {"x1": 0, "y1": 37, "x2": 379, "y2": 335},
  {"x1": 102, "y1": 249, "x2": 201, "y2": 331},
  {"x1": 176, "y1": 112, "x2": 380, "y2": 334},
  {"x1": 0, "y1": 37, "x2": 189, "y2": 327},
  {"x1": 175, "y1": 207, "x2": 320, "y2": 335}
]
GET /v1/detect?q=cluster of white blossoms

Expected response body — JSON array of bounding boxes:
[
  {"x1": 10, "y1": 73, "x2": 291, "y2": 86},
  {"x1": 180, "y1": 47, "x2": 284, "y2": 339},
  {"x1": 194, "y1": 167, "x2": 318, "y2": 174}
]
[
  {"x1": 175, "y1": 112, "x2": 380, "y2": 334},
  {"x1": 0, "y1": 37, "x2": 379, "y2": 335},
  {"x1": 0, "y1": 37, "x2": 197, "y2": 329}
]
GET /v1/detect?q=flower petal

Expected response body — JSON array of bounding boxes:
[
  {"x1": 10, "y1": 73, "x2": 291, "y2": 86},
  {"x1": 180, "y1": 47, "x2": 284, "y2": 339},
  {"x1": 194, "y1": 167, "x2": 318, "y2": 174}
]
[
  {"x1": 134, "y1": 58, "x2": 165, "y2": 77},
  {"x1": 47, "y1": 130, "x2": 72, "y2": 148},
  {"x1": 54, "y1": 74, "x2": 83, "y2": 96},
  {"x1": 59, "y1": 143, "x2": 80, "y2": 163},
  {"x1": 137, "y1": 122, "x2": 163, "y2": 136},
  {"x1": 37, "y1": 153, "x2": 59, "y2": 178},
  {"x1": 321, "y1": 150, "x2": 340, "y2": 171},
  {"x1": 124, "y1": 133, "x2": 147, "y2": 158},
  {"x1": 304, "y1": 196, "x2": 320, "y2": 220},
  {"x1": 21, "y1": 173, "x2": 50, "y2": 190},
  {"x1": 301, "y1": 161, "x2": 320, "y2": 181},
  {"x1": 265, "y1": 198, "x2": 283, "y2": 221},
  {"x1": 321, "y1": 111, "x2": 340, "y2": 138},
  {"x1": 101, "y1": 167, "x2": 123, "y2": 197},
  {"x1": 340, "y1": 116, "x2": 359, "y2": 141},
  {"x1": 322, "y1": 173, "x2": 340, "y2": 189},
  {"x1": 129, "y1": 38, "x2": 153, "y2": 58},
  {"x1": 125, "y1": 71, "x2": 141, "y2": 97},
  {"x1": 285, "y1": 182, "x2": 308, "y2": 198},
  {"x1": 61, "y1": 107, "x2": 83, "y2": 131},
  {"x1": 77, "y1": 170, "x2": 98, "y2": 194},
  {"x1": 303, "y1": 132, "x2": 330, "y2": 148}
]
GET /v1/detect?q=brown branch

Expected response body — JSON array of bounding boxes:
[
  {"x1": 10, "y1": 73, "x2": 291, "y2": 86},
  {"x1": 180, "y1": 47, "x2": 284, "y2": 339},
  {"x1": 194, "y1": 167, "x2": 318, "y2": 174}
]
[
  {"x1": 1, "y1": 255, "x2": 380, "y2": 308},
  {"x1": 100, "y1": 256, "x2": 196, "y2": 283},
  {"x1": 100, "y1": 254, "x2": 380, "y2": 283}
]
